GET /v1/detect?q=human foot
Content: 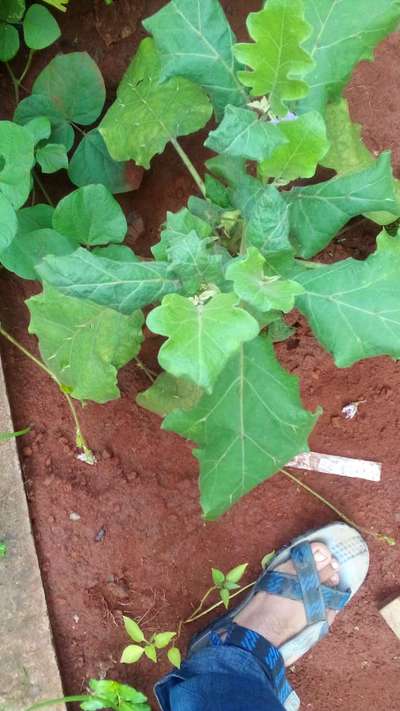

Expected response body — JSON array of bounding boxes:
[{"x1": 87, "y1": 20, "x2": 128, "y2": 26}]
[{"x1": 234, "y1": 542, "x2": 340, "y2": 666}]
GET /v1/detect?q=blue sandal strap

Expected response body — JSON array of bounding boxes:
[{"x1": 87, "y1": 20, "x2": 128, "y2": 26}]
[
  {"x1": 257, "y1": 570, "x2": 350, "y2": 610},
  {"x1": 290, "y1": 542, "x2": 326, "y2": 624},
  {"x1": 218, "y1": 623, "x2": 295, "y2": 707}
]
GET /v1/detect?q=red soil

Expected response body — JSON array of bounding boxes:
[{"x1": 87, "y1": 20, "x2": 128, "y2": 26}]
[{"x1": 0, "y1": 2, "x2": 399, "y2": 709}]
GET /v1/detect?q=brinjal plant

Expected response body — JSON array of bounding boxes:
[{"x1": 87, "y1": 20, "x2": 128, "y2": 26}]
[{"x1": 2, "y1": 0, "x2": 400, "y2": 516}]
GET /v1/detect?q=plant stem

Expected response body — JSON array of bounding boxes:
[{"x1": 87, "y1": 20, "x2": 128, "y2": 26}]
[
  {"x1": 18, "y1": 49, "x2": 34, "y2": 85},
  {"x1": 280, "y1": 468, "x2": 395, "y2": 545},
  {"x1": 170, "y1": 137, "x2": 206, "y2": 197},
  {"x1": 184, "y1": 581, "x2": 256, "y2": 625},
  {"x1": 135, "y1": 358, "x2": 156, "y2": 383},
  {"x1": 184, "y1": 585, "x2": 217, "y2": 623},
  {"x1": 33, "y1": 170, "x2": 54, "y2": 207},
  {"x1": 0, "y1": 325, "x2": 94, "y2": 462},
  {"x1": 5, "y1": 62, "x2": 19, "y2": 103},
  {"x1": 24, "y1": 695, "x2": 92, "y2": 711},
  {"x1": 71, "y1": 122, "x2": 87, "y2": 137}
]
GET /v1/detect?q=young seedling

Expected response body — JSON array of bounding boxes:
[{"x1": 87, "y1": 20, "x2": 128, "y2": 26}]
[
  {"x1": 24, "y1": 679, "x2": 151, "y2": 711},
  {"x1": 121, "y1": 616, "x2": 181, "y2": 669}
]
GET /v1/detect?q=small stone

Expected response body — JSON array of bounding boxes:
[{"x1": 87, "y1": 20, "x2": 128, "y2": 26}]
[
  {"x1": 69, "y1": 512, "x2": 81, "y2": 521},
  {"x1": 73, "y1": 614, "x2": 80, "y2": 624},
  {"x1": 23, "y1": 446, "x2": 33, "y2": 457},
  {"x1": 45, "y1": 457, "x2": 52, "y2": 467},
  {"x1": 95, "y1": 526, "x2": 106, "y2": 542},
  {"x1": 43, "y1": 475, "x2": 54, "y2": 487},
  {"x1": 101, "y1": 448, "x2": 113, "y2": 460}
]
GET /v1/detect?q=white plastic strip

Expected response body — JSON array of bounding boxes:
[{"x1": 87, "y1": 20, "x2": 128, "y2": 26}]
[{"x1": 287, "y1": 451, "x2": 381, "y2": 482}]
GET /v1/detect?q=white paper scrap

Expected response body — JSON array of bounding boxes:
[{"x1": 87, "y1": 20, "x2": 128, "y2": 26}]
[{"x1": 287, "y1": 451, "x2": 381, "y2": 482}]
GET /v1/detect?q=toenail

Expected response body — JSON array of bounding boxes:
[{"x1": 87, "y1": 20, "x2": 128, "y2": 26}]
[
  {"x1": 332, "y1": 560, "x2": 339, "y2": 570},
  {"x1": 315, "y1": 552, "x2": 326, "y2": 562}
]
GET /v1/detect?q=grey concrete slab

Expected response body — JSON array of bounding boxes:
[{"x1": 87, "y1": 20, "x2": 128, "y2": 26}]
[{"x1": 0, "y1": 359, "x2": 66, "y2": 711}]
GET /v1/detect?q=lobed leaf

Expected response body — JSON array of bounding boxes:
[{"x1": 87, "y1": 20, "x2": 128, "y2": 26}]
[
  {"x1": 23, "y1": 3, "x2": 61, "y2": 50},
  {"x1": 231, "y1": 175, "x2": 292, "y2": 256},
  {"x1": 137, "y1": 373, "x2": 203, "y2": 418},
  {"x1": 52, "y1": 184, "x2": 127, "y2": 247},
  {"x1": 226, "y1": 247, "x2": 304, "y2": 313},
  {"x1": 205, "y1": 105, "x2": 286, "y2": 162},
  {"x1": 165, "y1": 335, "x2": 319, "y2": 518},
  {"x1": 287, "y1": 152, "x2": 398, "y2": 258},
  {"x1": 27, "y1": 285, "x2": 144, "y2": 403},
  {"x1": 234, "y1": 0, "x2": 314, "y2": 116},
  {"x1": 294, "y1": 232, "x2": 400, "y2": 367},
  {"x1": 143, "y1": 0, "x2": 248, "y2": 119},
  {"x1": 99, "y1": 38, "x2": 212, "y2": 169},
  {"x1": 321, "y1": 99, "x2": 372, "y2": 175},
  {"x1": 37, "y1": 248, "x2": 181, "y2": 314},
  {"x1": 152, "y1": 208, "x2": 212, "y2": 261},
  {"x1": 259, "y1": 111, "x2": 329, "y2": 182},
  {"x1": 299, "y1": 0, "x2": 400, "y2": 113},
  {"x1": 147, "y1": 292, "x2": 259, "y2": 392},
  {"x1": 166, "y1": 231, "x2": 227, "y2": 295}
]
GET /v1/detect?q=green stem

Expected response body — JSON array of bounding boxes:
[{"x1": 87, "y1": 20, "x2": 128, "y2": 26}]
[
  {"x1": 0, "y1": 325, "x2": 94, "y2": 462},
  {"x1": 184, "y1": 585, "x2": 217, "y2": 623},
  {"x1": 170, "y1": 137, "x2": 206, "y2": 197},
  {"x1": 18, "y1": 49, "x2": 34, "y2": 85},
  {"x1": 24, "y1": 695, "x2": 93, "y2": 711},
  {"x1": 33, "y1": 171, "x2": 54, "y2": 207},
  {"x1": 71, "y1": 122, "x2": 87, "y2": 137},
  {"x1": 135, "y1": 358, "x2": 156, "y2": 383},
  {"x1": 5, "y1": 62, "x2": 19, "y2": 103},
  {"x1": 184, "y1": 581, "x2": 256, "y2": 625},
  {"x1": 280, "y1": 468, "x2": 395, "y2": 546}
]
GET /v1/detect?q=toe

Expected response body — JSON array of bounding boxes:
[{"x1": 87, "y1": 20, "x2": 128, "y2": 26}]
[
  {"x1": 310, "y1": 542, "x2": 332, "y2": 571},
  {"x1": 318, "y1": 556, "x2": 340, "y2": 586}
]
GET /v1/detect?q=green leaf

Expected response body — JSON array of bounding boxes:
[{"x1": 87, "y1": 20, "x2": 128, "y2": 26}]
[
  {"x1": 152, "y1": 208, "x2": 212, "y2": 261},
  {"x1": 231, "y1": 176, "x2": 292, "y2": 256},
  {"x1": 32, "y1": 52, "x2": 106, "y2": 125},
  {"x1": 147, "y1": 293, "x2": 259, "y2": 392},
  {"x1": 205, "y1": 174, "x2": 231, "y2": 209},
  {"x1": 36, "y1": 143, "x2": 68, "y2": 174},
  {"x1": 205, "y1": 105, "x2": 286, "y2": 162},
  {"x1": 0, "y1": 541, "x2": 7, "y2": 558},
  {"x1": 167, "y1": 232, "x2": 226, "y2": 295},
  {"x1": 92, "y1": 244, "x2": 139, "y2": 263},
  {"x1": 259, "y1": 111, "x2": 329, "y2": 182},
  {"x1": 14, "y1": 94, "x2": 75, "y2": 151},
  {"x1": 268, "y1": 317, "x2": 294, "y2": 343},
  {"x1": 219, "y1": 587, "x2": 230, "y2": 609},
  {"x1": 136, "y1": 373, "x2": 203, "y2": 418},
  {"x1": 0, "y1": 120, "x2": 35, "y2": 208},
  {"x1": 0, "y1": 22, "x2": 19, "y2": 61},
  {"x1": 321, "y1": 98, "x2": 373, "y2": 174},
  {"x1": 294, "y1": 231, "x2": 400, "y2": 367},
  {"x1": 79, "y1": 700, "x2": 105, "y2": 711},
  {"x1": 206, "y1": 155, "x2": 248, "y2": 187},
  {"x1": 153, "y1": 632, "x2": 176, "y2": 649},
  {"x1": 23, "y1": 4, "x2": 60, "y2": 50},
  {"x1": 25, "y1": 116, "x2": 51, "y2": 145},
  {"x1": 234, "y1": 0, "x2": 314, "y2": 116},
  {"x1": 287, "y1": 152, "x2": 398, "y2": 258},
  {"x1": 27, "y1": 285, "x2": 144, "y2": 402},
  {"x1": 53, "y1": 185, "x2": 127, "y2": 247},
  {"x1": 123, "y1": 616, "x2": 145, "y2": 643},
  {"x1": 167, "y1": 647, "x2": 182, "y2": 669},
  {"x1": 261, "y1": 550, "x2": 276, "y2": 569},
  {"x1": 164, "y1": 335, "x2": 319, "y2": 518},
  {"x1": 0, "y1": 427, "x2": 29, "y2": 442},
  {"x1": 41, "y1": 0, "x2": 69, "y2": 10},
  {"x1": 99, "y1": 38, "x2": 212, "y2": 169},
  {"x1": 120, "y1": 645, "x2": 144, "y2": 664},
  {"x1": 188, "y1": 197, "x2": 225, "y2": 230},
  {"x1": 37, "y1": 248, "x2": 181, "y2": 314},
  {"x1": 0, "y1": 0, "x2": 25, "y2": 21},
  {"x1": 0, "y1": 193, "x2": 17, "y2": 252},
  {"x1": 211, "y1": 568, "x2": 225, "y2": 586},
  {"x1": 68, "y1": 130, "x2": 137, "y2": 194},
  {"x1": 299, "y1": 0, "x2": 400, "y2": 113},
  {"x1": 226, "y1": 247, "x2": 303, "y2": 313},
  {"x1": 144, "y1": 644, "x2": 157, "y2": 663},
  {"x1": 0, "y1": 227, "x2": 75, "y2": 280},
  {"x1": 143, "y1": 0, "x2": 248, "y2": 119},
  {"x1": 17, "y1": 204, "x2": 54, "y2": 232},
  {"x1": 226, "y1": 563, "x2": 248, "y2": 584}
]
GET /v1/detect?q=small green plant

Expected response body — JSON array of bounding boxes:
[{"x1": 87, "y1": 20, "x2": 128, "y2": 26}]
[
  {"x1": 24, "y1": 679, "x2": 150, "y2": 711},
  {"x1": 1, "y1": 0, "x2": 400, "y2": 524},
  {"x1": 0, "y1": 541, "x2": 7, "y2": 557},
  {"x1": 121, "y1": 616, "x2": 180, "y2": 668}
]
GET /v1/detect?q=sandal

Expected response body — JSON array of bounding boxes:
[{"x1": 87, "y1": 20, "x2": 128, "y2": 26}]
[{"x1": 188, "y1": 522, "x2": 369, "y2": 710}]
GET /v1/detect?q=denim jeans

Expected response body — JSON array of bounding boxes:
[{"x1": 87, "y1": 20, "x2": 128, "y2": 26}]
[{"x1": 155, "y1": 645, "x2": 286, "y2": 711}]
